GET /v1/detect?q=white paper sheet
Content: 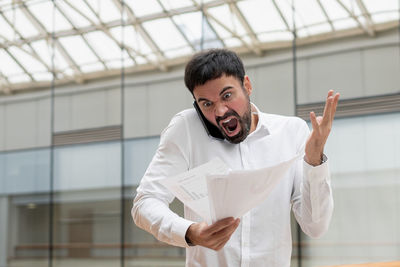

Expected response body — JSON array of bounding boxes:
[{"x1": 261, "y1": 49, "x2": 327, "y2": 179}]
[
  {"x1": 159, "y1": 154, "x2": 301, "y2": 224},
  {"x1": 207, "y1": 154, "x2": 301, "y2": 223},
  {"x1": 159, "y1": 158, "x2": 229, "y2": 223}
]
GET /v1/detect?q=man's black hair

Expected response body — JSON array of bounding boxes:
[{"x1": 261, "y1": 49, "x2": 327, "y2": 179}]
[{"x1": 184, "y1": 49, "x2": 245, "y2": 94}]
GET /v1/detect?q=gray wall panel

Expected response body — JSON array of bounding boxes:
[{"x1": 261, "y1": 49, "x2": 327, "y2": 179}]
[
  {"x1": 71, "y1": 90, "x2": 108, "y2": 130},
  {"x1": 106, "y1": 88, "x2": 121, "y2": 126},
  {"x1": 302, "y1": 50, "x2": 364, "y2": 104},
  {"x1": 251, "y1": 62, "x2": 294, "y2": 116},
  {"x1": 147, "y1": 79, "x2": 192, "y2": 136},
  {"x1": 5, "y1": 101, "x2": 36, "y2": 150},
  {"x1": 0, "y1": 105, "x2": 5, "y2": 151},
  {"x1": 124, "y1": 85, "x2": 148, "y2": 138},
  {"x1": 54, "y1": 94, "x2": 71, "y2": 132},
  {"x1": 363, "y1": 46, "x2": 400, "y2": 96},
  {"x1": 36, "y1": 98, "x2": 51, "y2": 147},
  {"x1": 55, "y1": 88, "x2": 121, "y2": 133}
]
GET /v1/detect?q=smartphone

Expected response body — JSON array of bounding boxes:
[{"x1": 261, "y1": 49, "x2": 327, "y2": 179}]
[{"x1": 193, "y1": 101, "x2": 225, "y2": 140}]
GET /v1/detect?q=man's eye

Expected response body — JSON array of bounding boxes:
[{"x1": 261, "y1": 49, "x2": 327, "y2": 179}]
[
  {"x1": 203, "y1": 102, "x2": 212, "y2": 108},
  {"x1": 223, "y1": 92, "x2": 232, "y2": 99}
]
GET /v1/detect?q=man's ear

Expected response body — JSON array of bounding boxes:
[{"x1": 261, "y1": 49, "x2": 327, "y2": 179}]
[{"x1": 243, "y1": 75, "x2": 253, "y2": 96}]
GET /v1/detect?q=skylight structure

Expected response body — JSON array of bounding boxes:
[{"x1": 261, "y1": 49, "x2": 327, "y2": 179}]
[{"x1": 0, "y1": 0, "x2": 398, "y2": 93}]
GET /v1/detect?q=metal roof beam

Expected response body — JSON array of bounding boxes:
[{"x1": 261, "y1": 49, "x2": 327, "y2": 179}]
[
  {"x1": 271, "y1": 0, "x2": 291, "y2": 32},
  {"x1": 64, "y1": 0, "x2": 143, "y2": 67},
  {"x1": 336, "y1": 0, "x2": 375, "y2": 36},
  {"x1": 0, "y1": 71, "x2": 12, "y2": 94},
  {"x1": 157, "y1": 0, "x2": 196, "y2": 52},
  {"x1": 227, "y1": 0, "x2": 262, "y2": 56},
  {"x1": 203, "y1": 10, "x2": 255, "y2": 53},
  {"x1": 111, "y1": 0, "x2": 168, "y2": 71},
  {"x1": 17, "y1": 0, "x2": 84, "y2": 82},
  {"x1": 355, "y1": 0, "x2": 375, "y2": 36},
  {"x1": 316, "y1": 0, "x2": 335, "y2": 31},
  {"x1": 53, "y1": 1, "x2": 108, "y2": 70}
]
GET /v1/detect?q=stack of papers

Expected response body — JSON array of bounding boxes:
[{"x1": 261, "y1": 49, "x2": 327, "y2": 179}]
[{"x1": 159, "y1": 155, "x2": 301, "y2": 224}]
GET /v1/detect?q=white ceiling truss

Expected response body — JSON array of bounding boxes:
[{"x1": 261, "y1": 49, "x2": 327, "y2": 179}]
[{"x1": 0, "y1": 0, "x2": 398, "y2": 94}]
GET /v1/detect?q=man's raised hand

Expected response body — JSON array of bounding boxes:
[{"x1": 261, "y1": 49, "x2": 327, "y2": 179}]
[{"x1": 305, "y1": 90, "x2": 340, "y2": 166}]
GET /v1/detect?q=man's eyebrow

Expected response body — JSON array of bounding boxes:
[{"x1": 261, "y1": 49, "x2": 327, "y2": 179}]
[
  {"x1": 219, "y1": 86, "x2": 233, "y2": 96},
  {"x1": 197, "y1": 86, "x2": 233, "y2": 103},
  {"x1": 197, "y1": 97, "x2": 209, "y2": 103}
]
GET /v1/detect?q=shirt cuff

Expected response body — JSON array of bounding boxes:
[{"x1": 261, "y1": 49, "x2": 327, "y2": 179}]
[
  {"x1": 303, "y1": 154, "x2": 330, "y2": 184},
  {"x1": 172, "y1": 216, "x2": 195, "y2": 248}
]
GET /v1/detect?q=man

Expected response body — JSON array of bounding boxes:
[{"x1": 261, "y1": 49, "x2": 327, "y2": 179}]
[{"x1": 132, "y1": 49, "x2": 339, "y2": 267}]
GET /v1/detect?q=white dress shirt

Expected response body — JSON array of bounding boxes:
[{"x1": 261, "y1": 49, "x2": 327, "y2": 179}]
[{"x1": 132, "y1": 104, "x2": 333, "y2": 267}]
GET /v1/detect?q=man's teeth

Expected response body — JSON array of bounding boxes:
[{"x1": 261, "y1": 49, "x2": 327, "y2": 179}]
[{"x1": 223, "y1": 118, "x2": 232, "y2": 123}]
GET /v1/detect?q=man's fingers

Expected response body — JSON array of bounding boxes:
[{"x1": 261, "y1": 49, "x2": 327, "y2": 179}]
[
  {"x1": 330, "y1": 93, "x2": 340, "y2": 119},
  {"x1": 322, "y1": 90, "x2": 334, "y2": 117},
  {"x1": 206, "y1": 217, "x2": 237, "y2": 234},
  {"x1": 310, "y1": 111, "x2": 319, "y2": 131},
  {"x1": 211, "y1": 219, "x2": 240, "y2": 250}
]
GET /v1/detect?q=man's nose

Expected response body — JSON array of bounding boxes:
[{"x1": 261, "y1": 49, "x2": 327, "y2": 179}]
[{"x1": 215, "y1": 103, "x2": 228, "y2": 117}]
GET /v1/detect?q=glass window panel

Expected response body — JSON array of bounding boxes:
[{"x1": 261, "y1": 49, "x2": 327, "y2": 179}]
[
  {"x1": 64, "y1": 0, "x2": 100, "y2": 24},
  {"x1": 173, "y1": 12, "x2": 203, "y2": 46},
  {"x1": 143, "y1": 18, "x2": 188, "y2": 51},
  {"x1": 307, "y1": 22, "x2": 332, "y2": 35},
  {"x1": 58, "y1": 36, "x2": 98, "y2": 65},
  {"x1": 31, "y1": 40, "x2": 52, "y2": 68},
  {"x1": 333, "y1": 18, "x2": 358, "y2": 30},
  {"x1": 319, "y1": 0, "x2": 349, "y2": 21},
  {"x1": 53, "y1": 46, "x2": 70, "y2": 71},
  {"x1": 296, "y1": 27, "x2": 309, "y2": 38},
  {"x1": 257, "y1": 31, "x2": 293, "y2": 42},
  {"x1": 224, "y1": 37, "x2": 241, "y2": 48},
  {"x1": 8, "y1": 74, "x2": 31, "y2": 83},
  {"x1": 32, "y1": 72, "x2": 52, "y2": 81},
  {"x1": 238, "y1": 0, "x2": 287, "y2": 34},
  {"x1": 274, "y1": 0, "x2": 295, "y2": 30},
  {"x1": 0, "y1": 49, "x2": 23, "y2": 76},
  {"x1": 340, "y1": 0, "x2": 363, "y2": 16},
  {"x1": 0, "y1": 149, "x2": 50, "y2": 195},
  {"x1": 54, "y1": 142, "x2": 121, "y2": 191},
  {"x1": 165, "y1": 46, "x2": 193, "y2": 58},
  {"x1": 27, "y1": 1, "x2": 72, "y2": 32},
  {"x1": 126, "y1": 0, "x2": 163, "y2": 17},
  {"x1": 85, "y1": 31, "x2": 121, "y2": 61},
  {"x1": 363, "y1": 0, "x2": 398, "y2": 14},
  {"x1": 110, "y1": 26, "x2": 153, "y2": 55},
  {"x1": 295, "y1": 0, "x2": 327, "y2": 26},
  {"x1": 159, "y1": 0, "x2": 192, "y2": 10},
  {"x1": 86, "y1": 0, "x2": 120, "y2": 23},
  {"x1": 56, "y1": 0, "x2": 92, "y2": 28},
  {"x1": 8, "y1": 194, "x2": 50, "y2": 265},
  {"x1": 8, "y1": 47, "x2": 47, "y2": 74},
  {"x1": 372, "y1": 12, "x2": 399, "y2": 24},
  {"x1": 3, "y1": 8, "x2": 39, "y2": 38},
  {"x1": 209, "y1": 19, "x2": 232, "y2": 39},
  {"x1": 303, "y1": 113, "x2": 400, "y2": 266},
  {"x1": 124, "y1": 137, "x2": 160, "y2": 186},
  {"x1": 0, "y1": 14, "x2": 16, "y2": 40},
  {"x1": 208, "y1": 4, "x2": 247, "y2": 36},
  {"x1": 80, "y1": 62, "x2": 105, "y2": 73}
]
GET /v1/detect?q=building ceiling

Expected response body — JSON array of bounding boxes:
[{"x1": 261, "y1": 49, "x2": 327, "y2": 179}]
[{"x1": 0, "y1": 0, "x2": 398, "y2": 94}]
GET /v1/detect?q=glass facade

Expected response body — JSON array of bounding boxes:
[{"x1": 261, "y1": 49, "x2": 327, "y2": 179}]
[{"x1": 1, "y1": 113, "x2": 399, "y2": 266}]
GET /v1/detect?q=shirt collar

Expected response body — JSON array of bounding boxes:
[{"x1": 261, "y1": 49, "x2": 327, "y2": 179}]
[{"x1": 249, "y1": 102, "x2": 270, "y2": 138}]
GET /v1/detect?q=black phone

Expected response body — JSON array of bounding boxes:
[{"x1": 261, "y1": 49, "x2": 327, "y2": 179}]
[{"x1": 193, "y1": 101, "x2": 225, "y2": 140}]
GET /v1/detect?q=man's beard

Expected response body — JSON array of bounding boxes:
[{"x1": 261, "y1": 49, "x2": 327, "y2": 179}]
[{"x1": 216, "y1": 100, "x2": 252, "y2": 144}]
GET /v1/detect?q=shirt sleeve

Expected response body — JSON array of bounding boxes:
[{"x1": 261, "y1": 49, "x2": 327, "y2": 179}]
[
  {"x1": 291, "y1": 120, "x2": 334, "y2": 239},
  {"x1": 132, "y1": 113, "x2": 195, "y2": 247}
]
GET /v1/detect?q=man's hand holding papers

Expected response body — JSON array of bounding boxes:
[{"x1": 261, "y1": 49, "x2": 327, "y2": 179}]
[{"x1": 159, "y1": 154, "x2": 302, "y2": 250}]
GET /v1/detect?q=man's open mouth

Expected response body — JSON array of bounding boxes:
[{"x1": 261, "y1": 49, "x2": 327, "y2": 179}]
[{"x1": 220, "y1": 116, "x2": 240, "y2": 136}]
